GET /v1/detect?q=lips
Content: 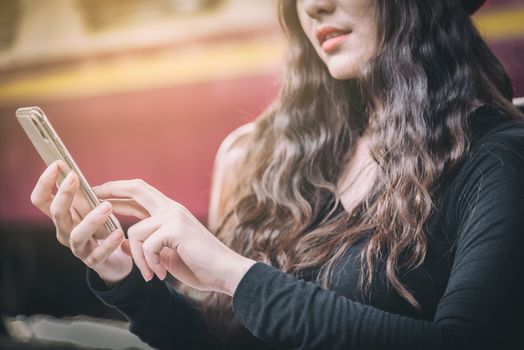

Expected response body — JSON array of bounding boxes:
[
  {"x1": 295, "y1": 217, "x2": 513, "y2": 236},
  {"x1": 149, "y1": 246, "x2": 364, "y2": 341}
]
[{"x1": 316, "y1": 26, "x2": 351, "y2": 53}]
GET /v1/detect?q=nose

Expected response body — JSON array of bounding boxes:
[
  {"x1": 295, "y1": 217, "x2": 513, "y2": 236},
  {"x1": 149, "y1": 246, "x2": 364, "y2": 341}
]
[{"x1": 302, "y1": 0, "x2": 336, "y2": 19}]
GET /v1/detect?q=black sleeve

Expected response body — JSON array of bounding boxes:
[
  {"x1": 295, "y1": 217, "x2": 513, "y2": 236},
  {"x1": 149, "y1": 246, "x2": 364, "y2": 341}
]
[
  {"x1": 87, "y1": 265, "x2": 220, "y2": 350},
  {"x1": 232, "y1": 132, "x2": 524, "y2": 350}
]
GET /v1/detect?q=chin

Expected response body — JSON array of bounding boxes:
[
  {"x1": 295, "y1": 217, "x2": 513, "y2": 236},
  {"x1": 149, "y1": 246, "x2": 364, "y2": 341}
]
[
  {"x1": 324, "y1": 57, "x2": 361, "y2": 80},
  {"x1": 327, "y1": 65, "x2": 358, "y2": 80},
  {"x1": 328, "y1": 68, "x2": 355, "y2": 80}
]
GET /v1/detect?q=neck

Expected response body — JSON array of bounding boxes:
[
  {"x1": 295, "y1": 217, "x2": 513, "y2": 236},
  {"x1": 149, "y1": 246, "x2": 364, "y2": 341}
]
[{"x1": 336, "y1": 135, "x2": 378, "y2": 214}]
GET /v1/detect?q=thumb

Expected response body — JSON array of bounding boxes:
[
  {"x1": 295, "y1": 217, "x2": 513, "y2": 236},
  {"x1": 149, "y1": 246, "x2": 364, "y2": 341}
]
[{"x1": 121, "y1": 239, "x2": 132, "y2": 257}]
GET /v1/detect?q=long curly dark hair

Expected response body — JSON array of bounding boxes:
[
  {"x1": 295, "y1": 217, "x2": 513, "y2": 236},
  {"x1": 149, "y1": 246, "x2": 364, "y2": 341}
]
[{"x1": 197, "y1": 0, "x2": 523, "y2": 339}]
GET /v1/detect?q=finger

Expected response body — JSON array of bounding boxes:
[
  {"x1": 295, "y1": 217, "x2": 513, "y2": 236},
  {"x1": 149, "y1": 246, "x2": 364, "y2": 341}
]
[
  {"x1": 121, "y1": 239, "x2": 132, "y2": 257},
  {"x1": 108, "y1": 198, "x2": 149, "y2": 220},
  {"x1": 159, "y1": 248, "x2": 200, "y2": 288},
  {"x1": 127, "y1": 217, "x2": 161, "y2": 281},
  {"x1": 159, "y1": 247, "x2": 172, "y2": 267},
  {"x1": 143, "y1": 226, "x2": 177, "y2": 280},
  {"x1": 69, "y1": 201, "x2": 113, "y2": 259},
  {"x1": 84, "y1": 229, "x2": 125, "y2": 268},
  {"x1": 94, "y1": 179, "x2": 167, "y2": 215},
  {"x1": 31, "y1": 161, "x2": 61, "y2": 216},
  {"x1": 49, "y1": 171, "x2": 79, "y2": 239},
  {"x1": 71, "y1": 191, "x2": 95, "y2": 219}
]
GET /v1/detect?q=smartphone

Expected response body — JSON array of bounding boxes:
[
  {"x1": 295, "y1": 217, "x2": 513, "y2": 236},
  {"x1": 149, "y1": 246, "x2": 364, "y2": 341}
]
[{"x1": 16, "y1": 106, "x2": 118, "y2": 238}]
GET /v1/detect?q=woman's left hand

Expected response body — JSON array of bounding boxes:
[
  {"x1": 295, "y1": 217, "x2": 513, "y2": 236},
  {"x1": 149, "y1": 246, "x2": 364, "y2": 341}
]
[{"x1": 94, "y1": 179, "x2": 255, "y2": 296}]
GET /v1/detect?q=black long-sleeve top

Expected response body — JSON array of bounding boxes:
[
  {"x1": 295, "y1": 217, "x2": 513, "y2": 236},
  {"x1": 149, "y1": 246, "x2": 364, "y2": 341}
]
[{"x1": 87, "y1": 106, "x2": 524, "y2": 349}]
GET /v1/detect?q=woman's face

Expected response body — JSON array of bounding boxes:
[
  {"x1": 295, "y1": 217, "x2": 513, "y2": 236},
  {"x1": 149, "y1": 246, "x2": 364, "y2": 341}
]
[{"x1": 296, "y1": 0, "x2": 378, "y2": 80}]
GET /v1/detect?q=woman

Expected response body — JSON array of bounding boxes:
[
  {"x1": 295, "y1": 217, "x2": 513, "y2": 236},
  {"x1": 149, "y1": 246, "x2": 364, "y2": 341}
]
[{"x1": 30, "y1": 0, "x2": 524, "y2": 349}]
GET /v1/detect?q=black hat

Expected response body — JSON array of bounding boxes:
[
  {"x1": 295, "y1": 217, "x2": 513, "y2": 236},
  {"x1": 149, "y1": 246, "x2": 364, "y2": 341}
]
[{"x1": 462, "y1": 0, "x2": 486, "y2": 14}]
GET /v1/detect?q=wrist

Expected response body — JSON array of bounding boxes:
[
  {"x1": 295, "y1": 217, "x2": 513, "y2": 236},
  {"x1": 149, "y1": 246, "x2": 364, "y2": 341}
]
[
  {"x1": 223, "y1": 254, "x2": 256, "y2": 297},
  {"x1": 97, "y1": 256, "x2": 134, "y2": 288}
]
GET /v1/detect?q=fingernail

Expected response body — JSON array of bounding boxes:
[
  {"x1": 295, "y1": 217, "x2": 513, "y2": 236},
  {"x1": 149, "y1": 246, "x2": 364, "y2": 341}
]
[
  {"x1": 67, "y1": 172, "x2": 78, "y2": 189},
  {"x1": 110, "y1": 229, "x2": 122, "y2": 241},
  {"x1": 144, "y1": 272, "x2": 153, "y2": 282},
  {"x1": 98, "y1": 201, "x2": 111, "y2": 213},
  {"x1": 64, "y1": 171, "x2": 73, "y2": 184}
]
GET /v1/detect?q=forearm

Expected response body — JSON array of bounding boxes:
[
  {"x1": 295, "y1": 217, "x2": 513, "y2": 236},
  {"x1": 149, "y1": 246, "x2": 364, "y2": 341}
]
[
  {"x1": 222, "y1": 254, "x2": 257, "y2": 297},
  {"x1": 232, "y1": 263, "x2": 480, "y2": 350}
]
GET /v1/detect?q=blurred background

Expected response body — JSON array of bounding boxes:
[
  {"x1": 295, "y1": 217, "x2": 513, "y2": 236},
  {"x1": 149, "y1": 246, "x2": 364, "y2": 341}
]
[{"x1": 0, "y1": 0, "x2": 522, "y2": 348}]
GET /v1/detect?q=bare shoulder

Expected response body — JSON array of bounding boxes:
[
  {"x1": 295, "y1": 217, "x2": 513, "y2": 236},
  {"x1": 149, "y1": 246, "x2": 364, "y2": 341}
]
[
  {"x1": 214, "y1": 122, "x2": 255, "y2": 168},
  {"x1": 208, "y1": 122, "x2": 255, "y2": 229}
]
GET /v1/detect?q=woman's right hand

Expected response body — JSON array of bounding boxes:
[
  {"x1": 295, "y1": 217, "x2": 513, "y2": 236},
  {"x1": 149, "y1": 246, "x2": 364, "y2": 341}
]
[{"x1": 30, "y1": 161, "x2": 133, "y2": 285}]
